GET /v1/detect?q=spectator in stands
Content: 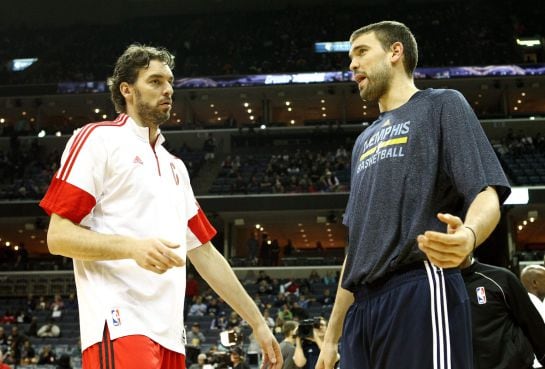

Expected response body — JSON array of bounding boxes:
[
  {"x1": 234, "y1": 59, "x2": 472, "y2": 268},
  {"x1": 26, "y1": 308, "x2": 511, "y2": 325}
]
[
  {"x1": 460, "y1": 256, "x2": 545, "y2": 369},
  {"x1": 227, "y1": 311, "x2": 242, "y2": 330},
  {"x1": 19, "y1": 339, "x2": 37, "y2": 365},
  {"x1": 308, "y1": 270, "x2": 321, "y2": 284},
  {"x1": 246, "y1": 232, "x2": 259, "y2": 266},
  {"x1": 50, "y1": 293, "x2": 64, "y2": 319},
  {"x1": 0, "y1": 350, "x2": 11, "y2": 369},
  {"x1": 186, "y1": 272, "x2": 200, "y2": 301},
  {"x1": 24, "y1": 294, "x2": 36, "y2": 314},
  {"x1": 36, "y1": 296, "x2": 48, "y2": 310},
  {"x1": 283, "y1": 239, "x2": 295, "y2": 258},
  {"x1": 270, "y1": 239, "x2": 280, "y2": 266},
  {"x1": 277, "y1": 305, "x2": 293, "y2": 322},
  {"x1": 324, "y1": 171, "x2": 340, "y2": 192},
  {"x1": 210, "y1": 311, "x2": 228, "y2": 331},
  {"x1": 26, "y1": 317, "x2": 38, "y2": 337},
  {"x1": 230, "y1": 347, "x2": 250, "y2": 369},
  {"x1": 203, "y1": 133, "x2": 217, "y2": 161},
  {"x1": 0, "y1": 311, "x2": 15, "y2": 325},
  {"x1": 186, "y1": 323, "x2": 206, "y2": 348},
  {"x1": 521, "y1": 265, "x2": 545, "y2": 321},
  {"x1": 56, "y1": 354, "x2": 73, "y2": 369},
  {"x1": 259, "y1": 233, "x2": 272, "y2": 266},
  {"x1": 7, "y1": 325, "x2": 26, "y2": 364},
  {"x1": 64, "y1": 292, "x2": 78, "y2": 310},
  {"x1": 290, "y1": 302, "x2": 309, "y2": 321},
  {"x1": 188, "y1": 296, "x2": 208, "y2": 316},
  {"x1": 37, "y1": 345, "x2": 56, "y2": 365},
  {"x1": 262, "y1": 309, "x2": 275, "y2": 330},
  {"x1": 207, "y1": 297, "x2": 222, "y2": 317},
  {"x1": 189, "y1": 353, "x2": 208, "y2": 369},
  {"x1": 317, "y1": 289, "x2": 334, "y2": 308},
  {"x1": 322, "y1": 271, "x2": 336, "y2": 286},
  {"x1": 279, "y1": 320, "x2": 298, "y2": 369},
  {"x1": 37, "y1": 319, "x2": 61, "y2": 338},
  {"x1": 0, "y1": 328, "x2": 7, "y2": 354}
]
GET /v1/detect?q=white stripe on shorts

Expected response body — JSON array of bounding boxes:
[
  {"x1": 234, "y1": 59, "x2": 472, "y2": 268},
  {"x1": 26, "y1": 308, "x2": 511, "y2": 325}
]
[{"x1": 424, "y1": 261, "x2": 451, "y2": 369}]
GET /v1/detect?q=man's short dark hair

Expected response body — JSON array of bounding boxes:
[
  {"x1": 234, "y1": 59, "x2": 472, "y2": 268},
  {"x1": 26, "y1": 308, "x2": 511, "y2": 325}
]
[
  {"x1": 350, "y1": 21, "x2": 418, "y2": 77},
  {"x1": 108, "y1": 44, "x2": 175, "y2": 113}
]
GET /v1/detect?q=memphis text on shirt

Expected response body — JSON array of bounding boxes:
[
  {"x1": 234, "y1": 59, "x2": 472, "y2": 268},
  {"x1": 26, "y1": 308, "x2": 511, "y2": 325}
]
[{"x1": 356, "y1": 119, "x2": 411, "y2": 174}]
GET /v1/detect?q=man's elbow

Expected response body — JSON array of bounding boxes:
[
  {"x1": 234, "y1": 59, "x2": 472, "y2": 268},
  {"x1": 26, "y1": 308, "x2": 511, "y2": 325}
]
[{"x1": 46, "y1": 230, "x2": 63, "y2": 255}]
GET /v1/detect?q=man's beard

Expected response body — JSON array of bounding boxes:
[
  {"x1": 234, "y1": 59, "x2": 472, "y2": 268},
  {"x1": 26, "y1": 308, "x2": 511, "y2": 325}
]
[
  {"x1": 360, "y1": 60, "x2": 391, "y2": 102},
  {"x1": 134, "y1": 89, "x2": 170, "y2": 126}
]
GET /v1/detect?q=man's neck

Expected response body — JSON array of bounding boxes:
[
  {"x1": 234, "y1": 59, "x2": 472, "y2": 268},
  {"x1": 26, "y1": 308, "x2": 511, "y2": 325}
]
[{"x1": 378, "y1": 77, "x2": 419, "y2": 113}]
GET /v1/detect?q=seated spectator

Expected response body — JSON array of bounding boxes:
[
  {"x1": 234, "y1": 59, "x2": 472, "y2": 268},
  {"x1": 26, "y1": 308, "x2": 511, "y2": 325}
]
[
  {"x1": 0, "y1": 311, "x2": 15, "y2": 325},
  {"x1": 210, "y1": 312, "x2": 228, "y2": 331},
  {"x1": 186, "y1": 323, "x2": 206, "y2": 348},
  {"x1": 37, "y1": 345, "x2": 56, "y2": 365},
  {"x1": 64, "y1": 293, "x2": 78, "y2": 310},
  {"x1": 19, "y1": 339, "x2": 37, "y2": 365},
  {"x1": 206, "y1": 298, "x2": 222, "y2": 317},
  {"x1": 322, "y1": 271, "x2": 337, "y2": 286},
  {"x1": 56, "y1": 354, "x2": 73, "y2": 369},
  {"x1": 308, "y1": 270, "x2": 321, "y2": 284},
  {"x1": 37, "y1": 320, "x2": 61, "y2": 338},
  {"x1": 186, "y1": 273, "x2": 200, "y2": 301},
  {"x1": 277, "y1": 304, "x2": 293, "y2": 322},
  {"x1": 188, "y1": 353, "x2": 208, "y2": 369},
  {"x1": 290, "y1": 302, "x2": 309, "y2": 321},
  {"x1": 0, "y1": 327, "x2": 8, "y2": 353},
  {"x1": 26, "y1": 317, "x2": 38, "y2": 337},
  {"x1": 262, "y1": 309, "x2": 275, "y2": 330},
  {"x1": 50, "y1": 294, "x2": 64, "y2": 319},
  {"x1": 317, "y1": 289, "x2": 334, "y2": 308},
  {"x1": 188, "y1": 296, "x2": 208, "y2": 316},
  {"x1": 227, "y1": 311, "x2": 242, "y2": 330}
]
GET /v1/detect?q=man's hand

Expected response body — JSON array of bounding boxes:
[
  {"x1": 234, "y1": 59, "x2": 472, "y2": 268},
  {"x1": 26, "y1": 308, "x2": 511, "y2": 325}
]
[
  {"x1": 132, "y1": 239, "x2": 184, "y2": 273},
  {"x1": 315, "y1": 342, "x2": 339, "y2": 369},
  {"x1": 417, "y1": 213, "x2": 475, "y2": 268},
  {"x1": 253, "y1": 323, "x2": 283, "y2": 369}
]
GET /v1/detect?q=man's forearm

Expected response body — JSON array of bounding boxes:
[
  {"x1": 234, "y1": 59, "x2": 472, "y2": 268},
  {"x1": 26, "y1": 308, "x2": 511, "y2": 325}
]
[
  {"x1": 463, "y1": 186, "x2": 501, "y2": 248},
  {"x1": 188, "y1": 242, "x2": 266, "y2": 328},
  {"x1": 323, "y1": 258, "x2": 353, "y2": 345},
  {"x1": 47, "y1": 213, "x2": 136, "y2": 261}
]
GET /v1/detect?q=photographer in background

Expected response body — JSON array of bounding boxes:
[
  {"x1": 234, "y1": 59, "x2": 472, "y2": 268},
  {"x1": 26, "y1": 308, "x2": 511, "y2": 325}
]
[
  {"x1": 280, "y1": 321, "x2": 299, "y2": 369},
  {"x1": 294, "y1": 317, "x2": 327, "y2": 369},
  {"x1": 230, "y1": 347, "x2": 250, "y2": 369}
]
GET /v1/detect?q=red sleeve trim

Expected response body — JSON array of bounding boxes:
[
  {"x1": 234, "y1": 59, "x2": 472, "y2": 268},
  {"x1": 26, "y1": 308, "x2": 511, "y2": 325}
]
[
  {"x1": 188, "y1": 207, "x2": 217, "y2": 244},
  {"x1": 39, "y1": 176, "x2": 96, "y2": 224}
]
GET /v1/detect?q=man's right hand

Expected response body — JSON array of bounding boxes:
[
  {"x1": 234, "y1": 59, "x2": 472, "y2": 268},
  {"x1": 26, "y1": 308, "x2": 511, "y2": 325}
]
[{"x1": 133, "y1": 239, "x2": 184, "y2": 273}]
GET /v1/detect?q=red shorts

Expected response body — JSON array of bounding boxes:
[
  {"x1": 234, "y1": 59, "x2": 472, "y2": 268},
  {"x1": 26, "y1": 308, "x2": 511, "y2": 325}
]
[{"x1": 82, "y1": 324, "x2": 186, "y2": 369}]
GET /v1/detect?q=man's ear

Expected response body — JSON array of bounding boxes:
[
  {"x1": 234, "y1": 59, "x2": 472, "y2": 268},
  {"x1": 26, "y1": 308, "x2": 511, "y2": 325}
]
[
  {"x1": 390, "y1": 41, "x2": 404, "y2": 64},
  {"x1": 120, "y1": 82, "x2": 132, "y2": 100}
]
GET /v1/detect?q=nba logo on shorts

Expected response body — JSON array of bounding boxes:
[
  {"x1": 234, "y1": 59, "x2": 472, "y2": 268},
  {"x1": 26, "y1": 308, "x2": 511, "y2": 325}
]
[
  {"x1": 476, "y1": 287, "x2": 487, "y2": 304},
  {"x1": 111, "y1": 308, "x2": 121, "y2": 326}
]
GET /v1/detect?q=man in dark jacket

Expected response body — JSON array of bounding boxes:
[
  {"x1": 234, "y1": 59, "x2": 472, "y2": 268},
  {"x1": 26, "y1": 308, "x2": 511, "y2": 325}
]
[{"x1": 461, "y1": 256, "x2": 545, "y2": 369}]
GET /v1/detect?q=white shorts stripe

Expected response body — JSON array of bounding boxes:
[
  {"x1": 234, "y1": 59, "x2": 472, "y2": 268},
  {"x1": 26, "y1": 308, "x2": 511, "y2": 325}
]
[{"x1": 424, "y1": 261, "x2": 451, "y2": 369}]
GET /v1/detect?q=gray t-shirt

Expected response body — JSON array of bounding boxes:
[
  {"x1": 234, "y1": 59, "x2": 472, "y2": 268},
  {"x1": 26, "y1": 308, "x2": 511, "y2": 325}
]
[
  {"x1": 342, "y1": 88, "x2": 511, "y2": 291},
  {"x1": 280, "y1": 340, "x2": 298, "y2": 369}
]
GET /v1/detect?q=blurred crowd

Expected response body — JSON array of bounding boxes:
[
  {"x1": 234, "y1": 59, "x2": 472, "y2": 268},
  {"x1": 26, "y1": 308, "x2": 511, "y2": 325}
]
[{"x1": 0, "y1": 0, "x2": 543, "y2": 85}]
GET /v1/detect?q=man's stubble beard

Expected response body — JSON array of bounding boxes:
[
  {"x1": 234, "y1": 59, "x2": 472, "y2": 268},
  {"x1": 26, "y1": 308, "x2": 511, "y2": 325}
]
[
  {"x1": 360, "y1": 60, "x2": 391, "y2": 103},
  {"x1": 134, "y1": 89, "x2": 170, "y2": 127}
]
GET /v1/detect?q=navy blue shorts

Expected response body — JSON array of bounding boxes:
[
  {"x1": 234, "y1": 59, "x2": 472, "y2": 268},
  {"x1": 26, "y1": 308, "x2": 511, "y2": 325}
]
[{"x1": 340, "y1": 261, "x2": 473, "y2": 369}]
